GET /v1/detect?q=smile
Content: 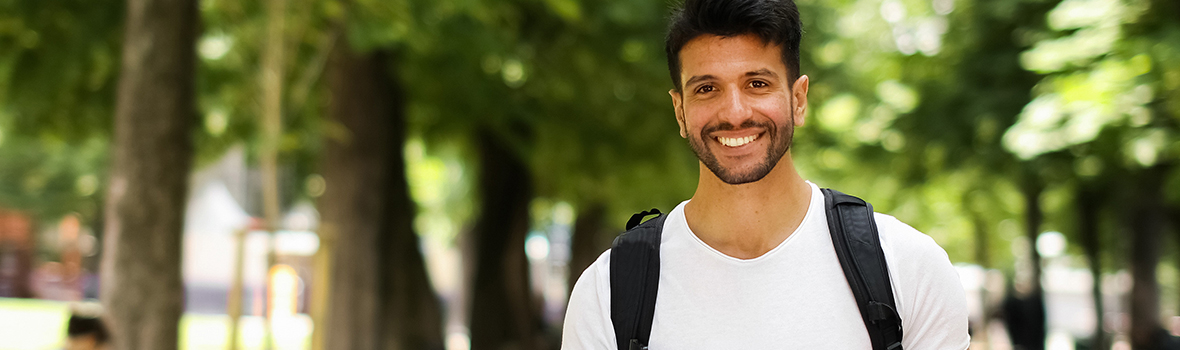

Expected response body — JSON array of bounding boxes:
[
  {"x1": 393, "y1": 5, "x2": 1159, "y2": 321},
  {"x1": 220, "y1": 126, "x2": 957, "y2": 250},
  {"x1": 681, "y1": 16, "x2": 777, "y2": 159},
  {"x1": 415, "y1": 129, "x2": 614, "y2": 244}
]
[{"x1": 717, "y1": 134, "x2": 760, "y2": 147}]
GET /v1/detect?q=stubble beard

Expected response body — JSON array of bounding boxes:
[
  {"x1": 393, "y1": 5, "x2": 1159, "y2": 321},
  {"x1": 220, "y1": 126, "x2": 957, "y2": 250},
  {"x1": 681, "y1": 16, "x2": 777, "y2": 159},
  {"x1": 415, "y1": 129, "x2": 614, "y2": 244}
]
[{"x1": 687, "y1": 108, "x2": 794, "y2": 185}]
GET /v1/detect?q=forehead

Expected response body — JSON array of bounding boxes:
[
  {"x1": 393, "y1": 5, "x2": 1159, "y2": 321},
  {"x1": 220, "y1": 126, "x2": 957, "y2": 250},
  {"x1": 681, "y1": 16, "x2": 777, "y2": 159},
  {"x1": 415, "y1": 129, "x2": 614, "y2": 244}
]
[{"x1": 679, "y1": 34, "x2": 787, "y2": 81}]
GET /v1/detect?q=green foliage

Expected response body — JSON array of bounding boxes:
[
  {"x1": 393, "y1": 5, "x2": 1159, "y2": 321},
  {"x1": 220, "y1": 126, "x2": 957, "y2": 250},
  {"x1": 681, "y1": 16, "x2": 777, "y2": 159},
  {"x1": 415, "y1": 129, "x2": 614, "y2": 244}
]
[
  {"x1": 1005, "y1": 0, "x2": 1176, "y2": 164},
  {"x1": 401, "y1": 0, "x2": 699, "y2": 222},
  {"x1": 0, "y1": 0, "x2": 122, "y2": 140},
  {"x1": 3, "y1": 0, "x2": 1179, "y2": 273},
  {"x1": 0, "y1": 0, "x2": 120, "y2": 224},
  {"x1": 998, "y1": 0, "x2": 1180, "y2": 271},
  {"x1": 0, "y1": 131, "x2": 106, "y2": 222}
]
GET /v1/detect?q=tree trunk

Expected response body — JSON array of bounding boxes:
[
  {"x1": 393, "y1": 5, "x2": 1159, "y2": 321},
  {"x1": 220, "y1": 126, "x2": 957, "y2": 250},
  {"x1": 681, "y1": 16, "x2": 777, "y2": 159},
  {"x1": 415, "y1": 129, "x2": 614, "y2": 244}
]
[
  {"x1": 100, "y1": 0, "x2": 197, "y2": 347},
  {"x1": 469, "y1": 129, "x2": 544, "y2": 350},
  {"x1": 1129, "y1": 164, "x2": 1170, "y2": 350},
  {"x1": 320, "y1": 45, "x2": 443, "y2": 350},
  {"x1": 1174, "y1": 206, "x2": 1180, "y2": 319},
  {"x1": 971, "y1": 212, "x2": 990, "y2": 269},
  {"x1": 1023, "y1": 181, "x2": 1044, "y2": 295},
  {"x1": 1078, "y1": 185, "x2": 1105, "y2": 349},
  {"x1": 967, "y1": 209, "x2": 993, "y2": 347},
  {"x1": 568, "y1": 203, "x2": 608, "y2": 292},
  {"x1": 1017, "y1": 176, "x2": 1047, "y2": 350},
  {"x1": 377, "y1": 52, "x2": 445, "y2": 350},
  {"x1": 258, "y1": 0, "x2": 286, "y2": 346}
]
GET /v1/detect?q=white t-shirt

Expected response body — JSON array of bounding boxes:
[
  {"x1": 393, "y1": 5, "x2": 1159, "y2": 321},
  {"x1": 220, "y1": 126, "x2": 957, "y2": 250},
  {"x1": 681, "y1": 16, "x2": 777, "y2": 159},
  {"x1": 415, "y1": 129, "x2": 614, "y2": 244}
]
[{"x1": 562, "y1": 182, "x2": 969, "y2": 349}]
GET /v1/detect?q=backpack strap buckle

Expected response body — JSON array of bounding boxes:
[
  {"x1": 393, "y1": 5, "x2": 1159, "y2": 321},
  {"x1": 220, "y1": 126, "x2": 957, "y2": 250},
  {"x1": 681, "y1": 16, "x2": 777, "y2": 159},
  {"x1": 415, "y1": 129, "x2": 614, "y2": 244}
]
[
  {"x1": 626, "y1": 208, "x2": 662, "y2": 230},
  {"x1": 867, "y1": 301, "x2": 901, "y2": 327},
  {"x1": 629, "y1": 339, "x2": 648, "y2": 350},
  {"x1": 868, "y1": 301, "x2": 904, "y2": 348}
]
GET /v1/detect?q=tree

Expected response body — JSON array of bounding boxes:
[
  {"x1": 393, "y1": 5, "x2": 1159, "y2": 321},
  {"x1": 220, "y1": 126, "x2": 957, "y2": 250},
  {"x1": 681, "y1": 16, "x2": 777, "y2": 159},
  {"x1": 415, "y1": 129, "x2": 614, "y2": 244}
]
[
  {"x1": 99, "y1": 0, "x2": 198, "y2": 347},
  {"x1": 409, "y1": 1, "x2": 699, "y2": 344},
  {"x1": 1076, "y1": 176, "x2": 1109, "y2": 348},
  {"x1": 468, "y1": 127, "x2": 545, "y2": 350},
  {"x1": 568, "y1": 203, "x2": 609, "y2": 291},
  {"x1": 1128, "y1": 163, "x2": 1170, "y2": 348},
  {"x1": 1005, "y1": 0, "x2": 1180, "y2": 346},
  {"x1": 319, "y1": 41, "x2": 444, "y2": 349}
]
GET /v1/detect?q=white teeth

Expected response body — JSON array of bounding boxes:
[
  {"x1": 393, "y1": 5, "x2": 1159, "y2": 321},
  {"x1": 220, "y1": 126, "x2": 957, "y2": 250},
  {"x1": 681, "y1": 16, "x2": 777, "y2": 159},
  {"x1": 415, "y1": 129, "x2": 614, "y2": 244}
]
[{"x1": 717, "y1": 135, "x2": 757, "y2": 147}]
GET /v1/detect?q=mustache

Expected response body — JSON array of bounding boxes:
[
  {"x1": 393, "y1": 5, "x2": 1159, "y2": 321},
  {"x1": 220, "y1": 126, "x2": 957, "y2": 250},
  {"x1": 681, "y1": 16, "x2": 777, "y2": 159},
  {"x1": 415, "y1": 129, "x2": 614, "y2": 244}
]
[{"x1": 702, "y1": 119, "x2": 773, "y2": 134}]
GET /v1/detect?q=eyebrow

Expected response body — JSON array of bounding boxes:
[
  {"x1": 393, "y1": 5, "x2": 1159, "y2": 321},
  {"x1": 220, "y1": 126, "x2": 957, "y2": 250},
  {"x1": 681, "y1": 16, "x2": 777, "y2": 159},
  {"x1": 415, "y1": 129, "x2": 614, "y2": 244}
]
[
  {"x1": 746, "y1": 68, "x2": 778, "y2": 79},
  {"x1": 684, "y1": 74, "x2": 717, "y2": 88},
  {"x1": 684, "y1": 69, "x2": 780, "y2": 88}
]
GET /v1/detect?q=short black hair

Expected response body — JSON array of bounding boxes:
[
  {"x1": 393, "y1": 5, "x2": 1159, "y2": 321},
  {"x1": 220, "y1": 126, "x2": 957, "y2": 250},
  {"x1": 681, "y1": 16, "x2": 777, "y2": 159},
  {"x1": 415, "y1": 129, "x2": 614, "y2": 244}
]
[
  {"x1": 67, "y1": 315, "x2": 108, "y2": 344},
  {"x1": 665, "y1": 0, "x2": 803, "y2": 91}
]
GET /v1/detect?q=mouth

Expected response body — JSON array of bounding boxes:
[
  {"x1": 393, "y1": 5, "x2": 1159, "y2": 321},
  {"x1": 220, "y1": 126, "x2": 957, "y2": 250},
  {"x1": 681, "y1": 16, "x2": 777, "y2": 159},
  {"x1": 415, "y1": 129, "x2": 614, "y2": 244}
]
[{"x1": 716, "y1": 133, "x2": 762, "y2": 148}]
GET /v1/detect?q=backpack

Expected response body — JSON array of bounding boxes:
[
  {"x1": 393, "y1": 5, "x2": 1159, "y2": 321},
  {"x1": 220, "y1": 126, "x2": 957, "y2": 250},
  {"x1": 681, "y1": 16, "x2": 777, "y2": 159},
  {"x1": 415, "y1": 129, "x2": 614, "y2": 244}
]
[{"x1": 609, "y1": 188, "x2": 904, "y2": 350}]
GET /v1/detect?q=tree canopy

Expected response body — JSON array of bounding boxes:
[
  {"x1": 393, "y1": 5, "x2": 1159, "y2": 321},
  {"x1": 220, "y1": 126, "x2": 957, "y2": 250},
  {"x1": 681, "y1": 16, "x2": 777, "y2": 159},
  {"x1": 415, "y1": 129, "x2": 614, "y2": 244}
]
[{"x1": 2, "y1": 0, "x2": 1180, "y2": 347}]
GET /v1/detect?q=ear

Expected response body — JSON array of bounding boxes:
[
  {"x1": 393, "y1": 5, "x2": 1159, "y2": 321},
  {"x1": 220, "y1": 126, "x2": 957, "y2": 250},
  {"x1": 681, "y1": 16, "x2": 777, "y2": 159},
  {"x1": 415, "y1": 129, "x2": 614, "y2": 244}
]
[
  {"x1": 669, "y1": 89, "x2": 687, "y2": 138},
  {"x1": 791, "y1": 75, "x2": 810, "y2": 127}
]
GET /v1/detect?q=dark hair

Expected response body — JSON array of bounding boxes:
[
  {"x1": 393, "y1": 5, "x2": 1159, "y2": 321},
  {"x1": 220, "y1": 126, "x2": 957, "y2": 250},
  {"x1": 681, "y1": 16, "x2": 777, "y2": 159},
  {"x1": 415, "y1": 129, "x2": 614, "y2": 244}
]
[
  {"x1": 67, "y1": 315, "x2": 109, "y2": 344},
  {"x1": 665, "y1": 0, "x2": 803, "y2": 91}
]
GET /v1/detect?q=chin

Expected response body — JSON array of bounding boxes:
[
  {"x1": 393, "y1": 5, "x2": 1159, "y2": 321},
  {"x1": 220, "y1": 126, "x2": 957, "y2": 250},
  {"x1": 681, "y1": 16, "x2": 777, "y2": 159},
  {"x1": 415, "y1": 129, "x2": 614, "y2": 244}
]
[
  {"x1": 688, "y1": 130, "x2": 791, "y2": 185},
  {"x1": 711, "y1": 164, "x2": 773, "y2": 185}
]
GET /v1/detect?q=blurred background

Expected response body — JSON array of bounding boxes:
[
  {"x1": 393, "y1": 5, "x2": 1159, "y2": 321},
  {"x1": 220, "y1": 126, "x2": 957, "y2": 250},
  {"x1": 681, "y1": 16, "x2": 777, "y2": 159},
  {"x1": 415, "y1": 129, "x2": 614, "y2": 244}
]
[{"x1": 0, "y1": 0, "x2": 1177, "y2": 349}]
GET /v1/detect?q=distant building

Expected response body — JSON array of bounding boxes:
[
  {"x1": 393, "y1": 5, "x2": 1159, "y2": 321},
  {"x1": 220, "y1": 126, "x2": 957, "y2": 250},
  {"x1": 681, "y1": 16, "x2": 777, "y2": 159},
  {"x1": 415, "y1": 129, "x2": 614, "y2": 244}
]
[{"x1": 182, "y1": 146, "x2": 320, "y2": 315}]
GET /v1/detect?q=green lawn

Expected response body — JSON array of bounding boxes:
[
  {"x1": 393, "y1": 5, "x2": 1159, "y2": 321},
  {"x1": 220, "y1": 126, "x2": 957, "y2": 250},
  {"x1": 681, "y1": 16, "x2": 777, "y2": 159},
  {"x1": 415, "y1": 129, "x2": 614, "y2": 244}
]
[{"x1": 0, "y1": 298, "x2": 311, "y2": 350}]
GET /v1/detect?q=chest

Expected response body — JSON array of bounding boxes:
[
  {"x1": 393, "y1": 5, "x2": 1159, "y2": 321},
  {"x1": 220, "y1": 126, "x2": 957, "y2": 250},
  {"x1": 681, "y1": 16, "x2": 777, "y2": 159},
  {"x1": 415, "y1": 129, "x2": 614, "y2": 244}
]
[{"x1": 647, "y1": 230, "x2": 874, "y2": 348}]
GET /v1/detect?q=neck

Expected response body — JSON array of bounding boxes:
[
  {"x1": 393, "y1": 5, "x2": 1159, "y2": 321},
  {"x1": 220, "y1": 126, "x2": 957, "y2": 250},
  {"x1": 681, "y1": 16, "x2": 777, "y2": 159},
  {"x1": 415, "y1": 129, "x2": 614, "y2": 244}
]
[{"x1": 684, "y1": 153, "x2": 812, "y2": 259}]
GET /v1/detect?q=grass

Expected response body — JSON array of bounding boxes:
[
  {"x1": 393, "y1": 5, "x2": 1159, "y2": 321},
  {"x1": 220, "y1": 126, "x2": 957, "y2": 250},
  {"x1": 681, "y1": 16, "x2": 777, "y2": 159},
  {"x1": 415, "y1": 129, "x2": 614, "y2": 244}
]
[{"x1": 0, "y1": 298, "x2": 311, "y2": 350}]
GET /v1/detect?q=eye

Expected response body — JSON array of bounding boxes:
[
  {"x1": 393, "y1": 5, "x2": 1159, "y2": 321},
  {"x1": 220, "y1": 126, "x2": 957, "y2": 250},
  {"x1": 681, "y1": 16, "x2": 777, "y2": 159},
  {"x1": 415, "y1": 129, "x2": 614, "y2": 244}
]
[
  {"x1": 749, "y1": 80, "x2": 769, "y2": 88},
  {"x1": 694, "y1": 84, "x2": 715, "y2": 94}
]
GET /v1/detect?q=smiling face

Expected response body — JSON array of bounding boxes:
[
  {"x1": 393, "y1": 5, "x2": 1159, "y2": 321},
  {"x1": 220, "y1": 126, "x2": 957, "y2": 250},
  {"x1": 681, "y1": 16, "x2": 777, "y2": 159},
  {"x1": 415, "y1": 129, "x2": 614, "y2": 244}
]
[{"x1": 670, "y1": 34, "x2": 809, "y2": 185}]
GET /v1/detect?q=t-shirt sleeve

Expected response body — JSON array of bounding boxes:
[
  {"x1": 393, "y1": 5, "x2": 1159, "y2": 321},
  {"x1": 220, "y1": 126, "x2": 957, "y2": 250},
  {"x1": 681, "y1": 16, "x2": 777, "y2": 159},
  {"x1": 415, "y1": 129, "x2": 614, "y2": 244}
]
[
  {"x1": 876, "y1": 214, "x2": 971, "y2": 350},
  {"x1": 561, "y1": 250, "x2": 617, "y2": 350}
]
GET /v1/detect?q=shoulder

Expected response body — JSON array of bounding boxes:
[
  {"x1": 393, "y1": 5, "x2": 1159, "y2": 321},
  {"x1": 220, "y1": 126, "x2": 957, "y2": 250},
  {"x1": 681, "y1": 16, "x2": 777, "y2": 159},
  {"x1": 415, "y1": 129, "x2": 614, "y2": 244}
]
[
  {"x1": 871, "y1": 213, "x2": 970, "y2": 349},
  {"x1": 574, "y1": 248, "x2": 613, "y2": 292},
  {"x1": 872, "y1": 213, "x2": 952, "y2": 265},
  {"x1": 561, "y1": 249, "x2": 616, "y2": 349},
  {"x1": 567, "y1": 249, "x2": 612, "y2": 312},
  {"x1": 871, "y1": 212, "x2": 957, "y2": 290}
]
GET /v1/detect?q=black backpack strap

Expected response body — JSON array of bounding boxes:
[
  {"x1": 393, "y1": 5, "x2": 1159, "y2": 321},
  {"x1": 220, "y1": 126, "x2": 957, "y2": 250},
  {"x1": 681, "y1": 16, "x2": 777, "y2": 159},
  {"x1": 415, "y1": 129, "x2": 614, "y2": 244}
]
[
  {"x1": 610, "y1": 209, "x2": 665, "y2": 350},
  {"x1": 822, "y1": 188, "x2": 904, "y2": 350}
]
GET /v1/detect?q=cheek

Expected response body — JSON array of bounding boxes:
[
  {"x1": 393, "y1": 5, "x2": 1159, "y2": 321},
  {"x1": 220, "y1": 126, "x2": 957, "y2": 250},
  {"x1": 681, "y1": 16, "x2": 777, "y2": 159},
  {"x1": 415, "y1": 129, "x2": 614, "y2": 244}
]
[
  {"x1": 752, "y1": 100, "x2": 793, "y2": 123},
  {"x1": 681, "y1": 105, "x2": 710, "y2": 129}
]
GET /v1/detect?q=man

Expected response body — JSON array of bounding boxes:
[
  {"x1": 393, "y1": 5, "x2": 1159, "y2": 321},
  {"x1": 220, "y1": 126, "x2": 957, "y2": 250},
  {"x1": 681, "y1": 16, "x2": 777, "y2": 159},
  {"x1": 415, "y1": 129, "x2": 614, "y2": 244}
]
[{"x1": 561, "y1": 0, "x2": 969, "y2": 348}]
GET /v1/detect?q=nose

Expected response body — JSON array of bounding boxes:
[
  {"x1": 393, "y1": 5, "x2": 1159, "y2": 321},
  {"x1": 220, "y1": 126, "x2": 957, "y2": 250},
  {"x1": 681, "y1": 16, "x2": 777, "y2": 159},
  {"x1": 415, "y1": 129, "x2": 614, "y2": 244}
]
[{"x1": 717, "y1": 88, "x2": 752, "y2": 126}]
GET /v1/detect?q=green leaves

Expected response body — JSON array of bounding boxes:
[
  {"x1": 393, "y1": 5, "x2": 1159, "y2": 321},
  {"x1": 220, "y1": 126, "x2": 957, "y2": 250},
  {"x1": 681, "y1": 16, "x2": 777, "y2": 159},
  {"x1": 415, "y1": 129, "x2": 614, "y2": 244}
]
[
  {"x1": 1006, "y1": 0, "x2": 1179, "y2": 168},
  {"x1": 2, "y1": 0, "x2": 1177, "y2": 273}
]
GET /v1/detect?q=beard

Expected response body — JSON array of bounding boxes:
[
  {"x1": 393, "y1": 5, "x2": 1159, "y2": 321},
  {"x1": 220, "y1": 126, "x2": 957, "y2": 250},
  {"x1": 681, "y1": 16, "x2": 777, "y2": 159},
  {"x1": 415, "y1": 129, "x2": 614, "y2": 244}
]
[{"x1": 686, "y1": 109, "x2": 794, "y2": 185}]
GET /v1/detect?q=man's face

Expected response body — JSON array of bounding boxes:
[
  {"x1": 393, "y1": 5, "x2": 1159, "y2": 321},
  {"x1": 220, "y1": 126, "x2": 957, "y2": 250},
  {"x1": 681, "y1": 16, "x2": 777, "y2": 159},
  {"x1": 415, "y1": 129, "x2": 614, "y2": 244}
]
[{"x1": 670, "y1": 34, "x2": 809, "y2": 185}]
